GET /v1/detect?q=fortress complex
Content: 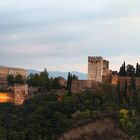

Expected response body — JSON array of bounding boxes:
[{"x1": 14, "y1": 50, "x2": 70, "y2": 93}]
[
  {"x1": 0, "y1": 66, "x2": 27, "y2": 89},
  {"x1": 72, "y1": 56, "x2": 115, "y2": 93}
]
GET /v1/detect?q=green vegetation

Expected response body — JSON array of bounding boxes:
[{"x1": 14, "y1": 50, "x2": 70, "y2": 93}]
[
  {"x1": 119, "y1": 62, "x2": 140, "y2": 77},
  {"x1": 66, "y1": 72, "x2": 78, "y2": 93},
  {"x1": 7, "y1": 74, "x2": 25, "y2": 85},
  {"x1": 27, "y1": 69, "x2": 51, "y2": 90},
  {"x1": 0, "y1": 83, "x2": 140, "y2": 140},
  {"x1": 27, "y1": 69, "x2": 78, "y2": 91}
]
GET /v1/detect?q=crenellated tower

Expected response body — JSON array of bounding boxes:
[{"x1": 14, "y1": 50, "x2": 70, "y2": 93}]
[{"x1": 88, "y1": 56, "x2": 109, "y2": 82}]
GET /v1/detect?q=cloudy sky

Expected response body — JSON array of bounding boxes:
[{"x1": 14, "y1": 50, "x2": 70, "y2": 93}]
[{"x1": 0, "y1": 0, "x2": 140, "y2": 73}]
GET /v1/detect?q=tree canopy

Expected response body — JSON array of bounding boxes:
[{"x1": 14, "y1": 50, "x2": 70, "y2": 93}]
[
  {"x1": 119, "y1": 62, "x2": 140, "y2": 77},
  {"x1": 7, "y1": 74, "x2": 25, "y2": 85}
]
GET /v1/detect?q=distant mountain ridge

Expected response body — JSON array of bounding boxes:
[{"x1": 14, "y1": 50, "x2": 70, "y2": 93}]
[{"x1": 28, "y1": 69, "x2": 87, "y2": 80}]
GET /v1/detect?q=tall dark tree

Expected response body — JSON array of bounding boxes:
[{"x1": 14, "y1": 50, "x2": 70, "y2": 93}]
[
  {"x1": 124, "y1": 80, "x2": 127, "y2": 100},
  {"x1": 130, "y1": 75, "x2": 137, "y2": 107},
  {"x1": 7, "y1": 74, "x2": 15, "y2": 86},
  {"x1": 130, "y1": 75, "x2": 136, "y2": 91},
  {"x1": 135, "y1": 63, "x2": 140, "y2": 77},
  {"x1": 123, "y1": 62, "x2": 126, "y2": 76},
  {"x1": 119, "y1": 62, "x2": 126, "y2": 76},
  {"x1": 52, "y1": 78, "x2": 61, "y2": 89},
  {"x1": 15, "y1": 74, "x2": 25, "y2": 84},
  {"x1": 126, "y1": 64, "x2": 135, "y2": 77},
  {"x1": 119, "y1": 64, "x2": 124, "y2": 76},
  {"x1": 72, "y1": 74, "x2": 78, "y2": 80},
  {"x1": 117, "y1": 80, "x2": 122, "y2": 103},
  {"x1": 39, "y1": 69, "x2": 51, "y2": 90},
  {"x1": 33, "y1": 73, "x2": 40, "y2": 86},
  {"x1": 67, "y1": 73, "x2": 78, "y2": 94},
  {"x1": 67, "y1": 72, "x2": 72, "y2": 93}
]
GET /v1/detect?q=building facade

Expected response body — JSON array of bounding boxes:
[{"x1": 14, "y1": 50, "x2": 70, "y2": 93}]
[{"x1": 0, "y1": 66, "x2": 27, "y2": 89}]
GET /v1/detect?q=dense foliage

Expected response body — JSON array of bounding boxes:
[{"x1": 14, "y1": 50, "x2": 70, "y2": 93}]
[
  {"x1": 27, "y1": 69, "x2": 64, "y2": 90},
  {"x1": 119, "y1": 62, "x2": 140, "y2": 77},
  {"x1": 66, "y1": 72, "x2": 78, "y2": 93},
  {"x1": 7, "y1": 74, "x2": 25, "y2": 86},
  {"x1": 27, "y1": 69, "x2": 78, "y2": 91},
  {"x1": 0, "y1": 84, "x2": 140, "y2": 140}
]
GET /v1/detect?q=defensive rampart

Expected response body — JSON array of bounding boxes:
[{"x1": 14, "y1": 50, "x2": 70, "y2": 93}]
[{"x1": 0, "y1": 84, "x2": 28, "y2": 105}]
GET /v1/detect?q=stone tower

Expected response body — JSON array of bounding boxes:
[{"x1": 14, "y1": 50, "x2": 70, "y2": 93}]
[{"x1": 88, "y1": 56, "x2": 109, "y2": 82}]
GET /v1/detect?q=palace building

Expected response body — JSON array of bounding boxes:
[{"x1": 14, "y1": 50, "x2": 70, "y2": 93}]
[{"x1": 0, "y1": 66, "x2": 27, "y2": 89}]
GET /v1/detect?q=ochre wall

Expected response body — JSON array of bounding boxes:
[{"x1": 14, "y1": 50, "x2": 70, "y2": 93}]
[
  {"x1": 0, "y1": 93, "x2": 14, "y2": 103},
  {"x1": 0, "y1": 84, "x2": 28, "y2": 105}
]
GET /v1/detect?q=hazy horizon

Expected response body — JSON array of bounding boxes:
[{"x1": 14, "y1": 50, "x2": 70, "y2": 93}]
[{"x1": 0, "y1": 0, "x2": 140, "y2": 72}]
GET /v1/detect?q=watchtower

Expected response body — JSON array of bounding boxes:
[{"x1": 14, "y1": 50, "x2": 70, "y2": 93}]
[{"x1": 88, "y1": 56, "x2": 109, "y2": 82}]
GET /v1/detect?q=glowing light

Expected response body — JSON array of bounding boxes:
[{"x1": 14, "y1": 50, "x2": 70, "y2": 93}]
[{"x1": 0, "y1": 93, "x2": 14, "y2": 103}]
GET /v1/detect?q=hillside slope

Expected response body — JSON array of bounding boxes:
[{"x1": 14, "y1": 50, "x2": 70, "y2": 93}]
[{"x1": 58, "y1": 118, "x2": 129, "y2": 140}]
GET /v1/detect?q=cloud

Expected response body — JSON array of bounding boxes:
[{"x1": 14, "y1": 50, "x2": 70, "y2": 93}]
[{"x1": 0, "y1": 0, "x2": 140, "y2": 72}]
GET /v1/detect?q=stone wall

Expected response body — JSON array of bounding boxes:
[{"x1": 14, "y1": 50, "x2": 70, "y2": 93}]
[
  {"x1": 102, "y1": 76, "x2": 112, "y2": 84},
  {"x1": 111, "y1": 75, "x2": 119, "y2": 85},
  {"x1": 0, "y1": 84, "x2": 28, "y2": 105},
  {"x1": 119, "y1": 77, "x2": 140, "y2": 89},
  {"x1": 14, "y1": 84, "x2": 28, "y2": 105},
  {"x1": 111, "y1": 76, "x2": 140, "y2": 90},
  {"x1": 71, "y1": 80, "x2": 100, "y2": 94}
]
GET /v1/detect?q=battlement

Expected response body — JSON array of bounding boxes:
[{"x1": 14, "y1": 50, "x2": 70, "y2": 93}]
[
  {"x1": 88, "y1": 56, "x2": 103, "y2": 62},
  {"x1": 88, "y1": 56, "x2": 110, "y2": 82}
]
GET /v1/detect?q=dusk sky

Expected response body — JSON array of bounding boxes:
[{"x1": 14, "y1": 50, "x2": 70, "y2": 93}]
[{"x1": 0, "y1": 0, "x2": 140, "y2": 73}]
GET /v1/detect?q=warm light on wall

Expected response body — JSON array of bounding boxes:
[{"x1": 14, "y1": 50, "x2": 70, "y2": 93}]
[{"x1": 0, "y1": 93, "x2": 14, "y2": 103}]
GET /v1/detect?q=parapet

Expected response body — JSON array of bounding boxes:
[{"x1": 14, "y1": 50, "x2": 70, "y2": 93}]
[{"x1": 88, "y1": 56, "x2": 103, "y2": 62}]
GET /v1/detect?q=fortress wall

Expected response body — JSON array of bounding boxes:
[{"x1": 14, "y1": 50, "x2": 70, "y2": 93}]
[
  {"x1": 71, "y1": 80, "x2": 100, "y2": 94},
  {"x1": 14, "y1": 84, "x2": 28, "y2": 105},
  {"x1": 0, "y1": 84, "x2": 28, "y2": 105},
  {"x1": 111, "y1": 75, "x2": 119, "y2": 85},
  {"x1": 119, "y1": 77, "x2": 140, "y2": 89}
]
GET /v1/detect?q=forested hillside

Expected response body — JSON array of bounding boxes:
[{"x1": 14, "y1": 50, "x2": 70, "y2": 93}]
[{"x1": 0, "y1": 84, "x2": 140, "y2": 140}]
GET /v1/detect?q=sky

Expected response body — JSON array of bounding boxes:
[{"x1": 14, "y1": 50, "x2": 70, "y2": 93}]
[{"x1": 0, "y1": 0, "x2": 140, "y2": 73}]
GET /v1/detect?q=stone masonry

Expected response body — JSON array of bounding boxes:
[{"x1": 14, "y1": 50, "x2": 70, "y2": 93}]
[{"x1": 88, "y1": 56, "x2": 110, "y2": 82}]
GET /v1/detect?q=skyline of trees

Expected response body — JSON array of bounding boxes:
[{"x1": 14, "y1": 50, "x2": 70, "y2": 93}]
[
  {"x1": 119, "y1": 62, "x2": 140, "y2": 77},
  {"x1": 7, "y1": 74, "x2": 25, "y2": 86}
]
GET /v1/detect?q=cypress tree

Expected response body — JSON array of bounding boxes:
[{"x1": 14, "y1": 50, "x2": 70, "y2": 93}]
[
  {"x1": 67, "y1": 72, "x2": 71, "y2": 90},
  {"x1": 130, "y1": 75, "x2": 136, "y2": 90},
  {"x1": 123, "y1": 62, "x2": 126, "y2": 76},
  {"x1": 130, "y1": 75, "x2": 137, "y2": 107},
  {"x1": 136, "y1": 63, "x2": 139, "y2": 77},
  {"x1": 117, "y1": 80, "x2": 121, "y2": 103},
  {"x1": 124, "y1": 80, "x2": 127, "y2": 100},
  {"x1": 119, "y1": 64, "x2": 123, "y2": 76},
  {"x1": 119, "y1": 62, "x2": 126, "y2": 76}
]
